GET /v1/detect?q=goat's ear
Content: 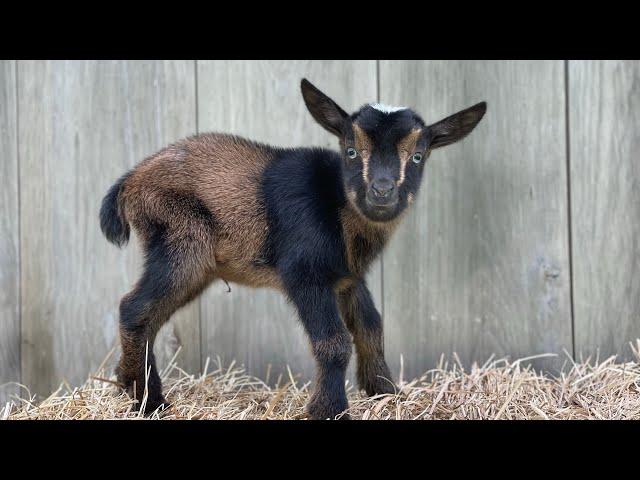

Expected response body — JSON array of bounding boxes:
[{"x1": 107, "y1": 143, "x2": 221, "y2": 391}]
[
  {"x1": 427, "y1": 102, "x2": 487, "y2": 149},
  {"x1": 301, "y1": 78, "x2": 349, "y2": 136}
]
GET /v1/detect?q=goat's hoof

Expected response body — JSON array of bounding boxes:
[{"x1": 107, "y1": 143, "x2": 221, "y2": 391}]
[
  {"x1": 363, "y1": 378, "x2": 398, "y2": 397},
  {"x1": 115, "y1": 365, "x2": 135, "y2": 393},
  {"x1": 306, "y1": 395, "x2": 349, "y2": 420},
  {"x1": 358, "y1": 363, "x2": 398, "y2": 397}
]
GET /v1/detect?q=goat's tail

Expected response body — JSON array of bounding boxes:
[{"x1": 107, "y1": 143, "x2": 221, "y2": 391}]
[{"x1": 100, "y1": 172, "x2": 131, "y2": 247}]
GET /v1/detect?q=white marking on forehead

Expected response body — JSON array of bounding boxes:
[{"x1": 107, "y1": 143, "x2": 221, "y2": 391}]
[{"x1": 369, "y1": 102, "x2": 407, "y2": 114}]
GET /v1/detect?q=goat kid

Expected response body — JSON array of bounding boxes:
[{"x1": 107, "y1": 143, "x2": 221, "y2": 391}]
[{"x1": 100, "y1": 79, "x2": 487, "y2": 419}]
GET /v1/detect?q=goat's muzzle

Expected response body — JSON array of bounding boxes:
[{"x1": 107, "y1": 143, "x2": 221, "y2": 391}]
[{"x1": 366, "y1": 177, "x2": 398, "y2": 209}]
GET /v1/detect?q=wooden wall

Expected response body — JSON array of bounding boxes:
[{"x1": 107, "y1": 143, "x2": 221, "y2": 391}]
[
  {"x1": 381, "y1": 61, "x2": 572, "y2": 377},
  {"x1": 570, "y1": 61, "x2": 640, "y2": 360},
  {"x1": 1, "y1": 60, "x2": 638, "y2": 403},
  {"x1": 0, "y1": 61, "x2": 20, "y2": 406}
]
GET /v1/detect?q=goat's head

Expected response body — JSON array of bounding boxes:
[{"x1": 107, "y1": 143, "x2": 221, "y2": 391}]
[{"x1": 301, "y1": 78, "x2": 487, "y2": 223}]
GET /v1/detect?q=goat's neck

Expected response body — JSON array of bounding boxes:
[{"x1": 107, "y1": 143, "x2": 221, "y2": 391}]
[{"x1": 340, "y1": 201, "x2": 402, "y2": 277}]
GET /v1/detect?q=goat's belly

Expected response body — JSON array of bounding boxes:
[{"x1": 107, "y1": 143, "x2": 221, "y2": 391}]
[
  {"x1": 211, "y1": 219, "x2": 281, "y2": 289},
  {"x1": 215, "y1": 261, "x2": 282, "y2": 290},
  {"x1": 216, "y1": 264, "x2": 282, "y2": 290}
]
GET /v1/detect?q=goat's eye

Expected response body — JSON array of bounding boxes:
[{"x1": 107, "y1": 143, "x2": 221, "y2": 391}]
[
  {"x1": 412, "y1": 152, "x2": 423, "y2": 164},
  {"x1": 346, "y1": 147, "x2": 358, "y2": 159}
]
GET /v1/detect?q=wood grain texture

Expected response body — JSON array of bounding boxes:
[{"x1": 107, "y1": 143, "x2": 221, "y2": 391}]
[
  {"x1": 570, "y1": 61, "x2": 640, "y2": 360},
  {"x1": 19, "y1": 61, "x2": 199, "y2": 398},
  {"x1": 0, "y1": 61, "x2": 20, "y2": 406},
  {"x1": 196, "y1": 60, "x2": 379, "y2": 384},
  {"x1": 380, "y1": 61, "x2": 573, "y2": 378}
]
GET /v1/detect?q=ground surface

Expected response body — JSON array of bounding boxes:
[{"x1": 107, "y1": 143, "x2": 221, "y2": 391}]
[{"x1": 4, "y1": 344, "x2": 640, "y2": 420}]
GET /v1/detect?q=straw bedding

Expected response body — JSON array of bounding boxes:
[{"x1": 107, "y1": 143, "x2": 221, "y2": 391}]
[{"x1": 4, "y1": 342, "x2": 640, "y2": 420}]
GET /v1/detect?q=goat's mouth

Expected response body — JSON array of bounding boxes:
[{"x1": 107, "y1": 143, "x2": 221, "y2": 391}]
[
  {"x1": 360, "y1": 197, "x2": 400, "y2": 222},
  {"x1": 365, "y1": 193, "x2": 398, "y2": 208},
  {"x1": 345, "y1": 186, "x2": 401, "y2": 223},
  {"x1": 365, "y1": 197, "x2": 398, "y2": 210}
]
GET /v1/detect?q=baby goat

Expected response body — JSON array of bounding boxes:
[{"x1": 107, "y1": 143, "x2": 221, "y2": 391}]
[{"x1": 100, "y1": 79, "x2": 486, "y2": 419}]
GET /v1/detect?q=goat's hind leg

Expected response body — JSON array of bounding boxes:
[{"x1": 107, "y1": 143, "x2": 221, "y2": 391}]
[
  {"x1": 116, "y1": 222, "x2": 215, "y2": 414},
  {"x1": 116, "y1": 284, "x2": 169, "y2": 414}
]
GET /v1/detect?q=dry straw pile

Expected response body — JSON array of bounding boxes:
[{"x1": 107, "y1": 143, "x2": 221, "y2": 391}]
[{"x1": 4, "y1": 342, "x2": 640, "y2": 420}]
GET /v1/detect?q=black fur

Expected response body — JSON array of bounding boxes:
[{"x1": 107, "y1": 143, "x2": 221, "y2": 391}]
[
  {"x1": 116, "y1": 221, "x2": 173, "y2": 411},
  {"x1": 262, "y1": 147, "x2": 349, "y2": 284},
  {"x1": 119, "y1": 222, "x2": 173, "y2": 332},
  {"x1": 260, "y1": 148, "x2": 358, "y2": 419},
  {"x1": 285, "y1": 282, "x2": 352, "y2": 419},
  {"x1": 163, "y1": 190, "x2": 217, "y2": 227},
  {"x1": 99, "y1": 171, "x2": 131, "y2": 247}
]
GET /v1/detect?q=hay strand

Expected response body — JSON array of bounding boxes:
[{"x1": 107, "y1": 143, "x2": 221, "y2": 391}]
[{"x1": 3, "y1": 346, "x2": 640, "y2": 420}]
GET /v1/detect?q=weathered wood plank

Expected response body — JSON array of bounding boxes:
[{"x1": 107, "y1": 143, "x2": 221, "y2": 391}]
[
  {"x1": 197, "y1": 60, "x2": 379, "y2": 384},
  {"x1": 380, "y1": 61, "x2": 572, "y2": 378},
  {"x1": 570, "y1": 60, "x2": 640, "y2": 360},
  {"x1": 0, "y1": 61, "x2": 20, "y2": 406},
  {"x1": 19, "y1": 61, "x2": 199, "y2": 398}
]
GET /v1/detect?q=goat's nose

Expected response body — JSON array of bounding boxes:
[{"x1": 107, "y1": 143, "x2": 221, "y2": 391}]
[{"x1": 371, "y1": 178, "x2": 396, "y2": 198}]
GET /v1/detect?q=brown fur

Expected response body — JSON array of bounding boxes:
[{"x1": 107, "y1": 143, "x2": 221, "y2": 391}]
[
  {"x1": 121, "y1": 133, "x2": 282, "y2": 291},
  {"x1": 340, "y1": 207, "x2": 396, "y2": 277},
  {"x1": 337, "y1": 283, "x2": 395, "y2": 396},
  {"x1": 112, "y1": 134, "x2": 290, "y2": 413},
  {"x1": 333, "y1": 276, "x2": 355, "y2": 295}
]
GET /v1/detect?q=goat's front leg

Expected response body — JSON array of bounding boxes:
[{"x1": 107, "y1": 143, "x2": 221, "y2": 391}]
[
  {"x1": 285, "y1": 281, "x2": 352, "y2": 420},
  {"x1": 337, "y1": 280, "x2": 396, "y2": 396}
]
